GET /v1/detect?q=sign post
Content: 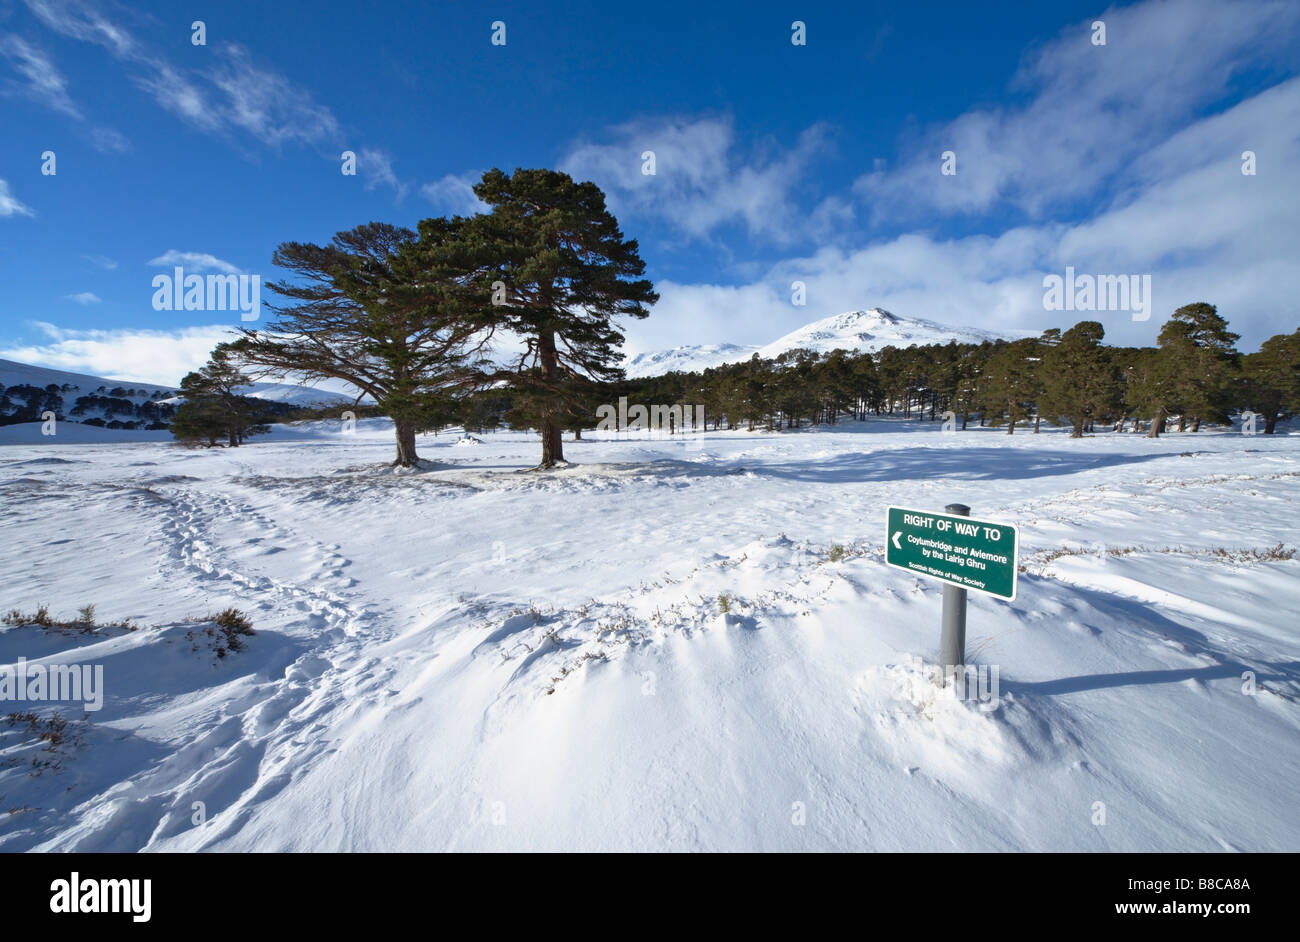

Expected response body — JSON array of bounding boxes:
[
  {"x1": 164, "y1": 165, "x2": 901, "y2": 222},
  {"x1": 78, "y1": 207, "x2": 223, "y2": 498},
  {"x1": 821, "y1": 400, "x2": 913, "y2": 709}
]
[
  {"x1": 885, "y1": 504, "x2": 1019, "y2": 670},
  {"x1": 940, "y1": 503, "x2": 970, "y2": 669}
]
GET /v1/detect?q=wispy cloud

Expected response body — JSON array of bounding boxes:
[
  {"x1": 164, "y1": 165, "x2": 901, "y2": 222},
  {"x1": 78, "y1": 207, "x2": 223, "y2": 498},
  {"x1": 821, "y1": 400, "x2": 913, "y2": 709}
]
[
  {"x1": 359, "y1": 147, "x2": 407, "y2": 199},
  {"x1": 852, "y1": 0, "x2": 1300, "y2": 221},
  {"x1": 89, "y1": 126, "x2": 130, "y2": 153},
  {"x1": 24, "y1": 0, "x2": 138, "y2": 58},
  {"x1": 26, "y1": 1, "x2": 342, "y2": 152},
  {"x1": 0, "y1": 322, "x2": 236, "y2": 385},
  {"x1": 23, "y1": 0, "x2": 418, "y2": 196},
  {"x1": 147, "y1": 250, "x2": 241, "y2": 274},
  {"x1": 0, "y1": 25, "x2": 130, "y2": 149},
  {"x1": 200, "y1": 44, "x2": 342, "y2": 149},
  {"x1": 636, "y1": 78, "x2": 1300, "y2": 352},
  {"x1": 0, "y1": 33, "x2": 81, "y2": 117},
  {"x1": 62, "y1": 291, "x2": 102, "y2": 304},
  {"x1": 81, "y1": 254, "x2": 117, "y2": 270},
  {"x1": 0, "y1": 179, "x2": 35, "y2": 217},
  {"x1": 561, "y1": 115, "x2": 835, "y2": 244},
  {"x1": 420, "y1": 172, "x2": 488, "y2": 216}
]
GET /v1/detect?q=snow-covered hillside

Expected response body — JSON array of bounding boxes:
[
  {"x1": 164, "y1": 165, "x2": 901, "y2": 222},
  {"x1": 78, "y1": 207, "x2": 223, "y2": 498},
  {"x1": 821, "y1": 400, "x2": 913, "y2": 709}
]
[
  {"x1": 0, "y1": 358, "x2": 178, "y2": 401},
  {"x1": 623, "y1": 308, "x2": 1031, "y2": 377},
  {"x1": 754, "y1": 308, "x2": 1029, "y2": 359},
  {"x1": 0, "y1": 357, "x2": 358, "y2": 431},
  {"x1": 1, "y1": 417, "x2": 1296, "y2": 851},
  {"x1": 623, "y1": 342, "x2": 760, "y2": 378}
]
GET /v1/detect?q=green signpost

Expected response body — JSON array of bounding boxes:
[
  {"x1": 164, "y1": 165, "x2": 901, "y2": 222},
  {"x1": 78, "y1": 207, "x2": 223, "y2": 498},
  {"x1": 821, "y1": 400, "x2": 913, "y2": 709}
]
[
  {"x1": 886, "y1": 504, "x2": 1019, "y2": 672},
  {"x1": 885, "y1": 505, "x2": 1018, "y2": 600}
]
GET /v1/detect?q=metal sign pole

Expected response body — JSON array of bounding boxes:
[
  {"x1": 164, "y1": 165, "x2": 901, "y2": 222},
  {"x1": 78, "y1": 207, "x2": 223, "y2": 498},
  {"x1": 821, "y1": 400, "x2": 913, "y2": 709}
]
[{"x1": 940, "y1": 503, "x2": 970, "y2": 674}]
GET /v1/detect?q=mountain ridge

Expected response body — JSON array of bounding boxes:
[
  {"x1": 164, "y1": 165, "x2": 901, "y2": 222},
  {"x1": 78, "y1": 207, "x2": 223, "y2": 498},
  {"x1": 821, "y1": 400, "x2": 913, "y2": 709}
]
[{"x1": 623, "y1": 308, "x2": 1032, "y2": 378}]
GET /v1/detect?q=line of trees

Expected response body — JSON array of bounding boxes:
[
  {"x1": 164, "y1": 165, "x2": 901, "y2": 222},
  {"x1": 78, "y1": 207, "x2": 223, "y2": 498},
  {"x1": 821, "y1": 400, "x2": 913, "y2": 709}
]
[{"x1": 598, "y1": 304, "x2": 1297, "y2": 438}]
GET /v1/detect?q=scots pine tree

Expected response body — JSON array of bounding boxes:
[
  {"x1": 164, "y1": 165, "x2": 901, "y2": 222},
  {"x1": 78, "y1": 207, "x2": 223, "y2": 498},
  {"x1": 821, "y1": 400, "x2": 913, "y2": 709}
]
[
  {"x1": 1157, "y1": 302, "x2": 1240, "y2": 432},
  {"x1": 1039, "y1": 321, "x2": 1118, "y2": 437},
  {"x1": 982, "y1": 338, "x2": 1040, "y2": 433},
  {"x1": 468, "y1": 168, "x2": 657, "y2": 468},
  {"x1": 1240, "y1": 329, "x2": 1300, "y2": 433},
  {"x1": 229, "y1": 220, "x2": 490, "y2": 467},
  {"x1": 173, "y1": 349, "x2": 268, "y2": 447}
]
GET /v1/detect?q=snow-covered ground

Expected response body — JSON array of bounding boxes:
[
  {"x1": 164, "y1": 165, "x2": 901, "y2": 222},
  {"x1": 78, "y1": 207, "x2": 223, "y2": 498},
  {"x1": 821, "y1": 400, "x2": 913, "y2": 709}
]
[{"x1": 1, "y1": 417, "x2": 1297, "y2": 851}]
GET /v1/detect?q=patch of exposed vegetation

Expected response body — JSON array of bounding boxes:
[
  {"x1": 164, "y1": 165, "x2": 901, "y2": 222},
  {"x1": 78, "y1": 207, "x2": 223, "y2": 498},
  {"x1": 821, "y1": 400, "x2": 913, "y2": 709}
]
[{"x1": 2, "y1": 604, "x2": 137, "y2": 633}]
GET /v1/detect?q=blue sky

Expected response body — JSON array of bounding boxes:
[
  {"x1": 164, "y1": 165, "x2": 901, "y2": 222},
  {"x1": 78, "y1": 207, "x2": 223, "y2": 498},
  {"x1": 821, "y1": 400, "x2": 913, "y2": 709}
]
[{"x1": 1, "y1": 0, "x2": 1298, "y2": 384}]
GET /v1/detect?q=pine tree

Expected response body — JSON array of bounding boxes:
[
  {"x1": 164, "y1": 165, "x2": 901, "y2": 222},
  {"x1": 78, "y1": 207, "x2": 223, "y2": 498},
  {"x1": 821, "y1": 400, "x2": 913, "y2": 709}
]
[
  {"x1": 1122, "y1": 347, "x2": 1177, "y2": 437},
  {"x1": 172, "y1": 349, "x2": 269, "y2": 447},
  {"x1": 982, "y1": 339, "x2": 1039, "y2": 433},
  {"x1": 1240, "y1": 329, "x2": 1300, "y2": 433},
  {"x1": 228, "y1": 220, "x2": 490, "y2": 466},
  {"x1": 469, "y1": 168, "x2": 657, "y2": 468},
  {"x1": 1039, "y1": 321, "x2": 1118, "y2": 437},
  {"x1": 1157, "y1": 302, "x2": 1240, "y2": 432}
]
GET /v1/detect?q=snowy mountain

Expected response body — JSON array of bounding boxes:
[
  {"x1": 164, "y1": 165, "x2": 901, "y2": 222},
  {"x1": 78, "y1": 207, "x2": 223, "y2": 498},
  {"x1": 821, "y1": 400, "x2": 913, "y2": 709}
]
[
  {"x1": 623, "y1": 308, "x2": 1031, "y2": 377},
  {"x1": 623, "y1": 343, "x2": 760, "y2": 378},
  {"x1": 753, "y1": 308, "x2": 1028, "y2": 359}
]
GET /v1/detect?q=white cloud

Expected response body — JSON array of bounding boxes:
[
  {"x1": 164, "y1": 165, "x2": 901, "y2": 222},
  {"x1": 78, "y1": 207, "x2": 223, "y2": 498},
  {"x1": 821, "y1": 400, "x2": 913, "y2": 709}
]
[
  {"x1": 0, "y1": 179, "x2": 34, "y2": 217},
  {"x1": 625, "y1": 0, "x2": 1300, "y2": 354},
  {"x1": 0, "y1": 322, "x2": 237, "y2": 385},
  {"x1": 147, "y1": 250, "x2": 242, "y2": 274},
  {"x1": 0, "y1": 33, "x2": 81, "y2": 117},
  {"x1": 560, "y1": 115, "x2": 834, "y2": 244},
  {"x1": 25, "y1": 2, "x2": 343, "y2": 152},
  {"x1": 89, "y1": 126, "x2": 129, "y2": 153},
  {"x1": 203, "y1": 44, "x2": 341, "y2": 149},
  {"x1": 420, "y1": 172, "x2": 488, "y2": 216},
  {"x1": 134, "y1": 45, "x2": 343, "y2": 150},
  {"x1": 24, "y1": 0, "x2": 137, "y2": 58},
  {"x1": 81, "y1": 254, "x2": 117, "y2": 270},
  {"x1": 628, "y1": 77, "x2": 1300, "y2": 354},
  {"x1": 359, "y1": 147, "x2": 407, "y2": 199},
  {"x1": 62, "y1": 292, "x2": 101, "y2": 304},
  {"x1": 853, "y1": 0, "x2": 1300, "y2": 221}
]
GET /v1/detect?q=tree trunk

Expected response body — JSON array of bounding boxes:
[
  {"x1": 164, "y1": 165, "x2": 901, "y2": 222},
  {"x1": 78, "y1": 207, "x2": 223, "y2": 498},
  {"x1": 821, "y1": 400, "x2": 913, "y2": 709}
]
[
  {"x1": 1191, "y1": 417, "x2": 1201, "y2": 432},
  {"x1": 394, "y1": 419, "x2": 419, "y2": 466},
  {"x1": 228, "y1": 428, "x2": 238, "y2": 447},
  {"x1": 537, "y1": 328, "x2": 564, "y2": 467},
  {"x1": 540, "y1": 422, "x2": 563, "y2": 467},
  {"x1": 1177, "y1": 413, "x2": 1187, "y2": 432},
  {"x1": 961, "y1": 411, "x2": 969, "y2": 431},
  {"x1": 573, "y1": 426, "x2": 582, "y2": 441},
  {"x1": 1072, "y1": 419, "x2": 1084, "y2": 438},
  {"x1": 1148, "y1": 408, "x2": 1165, "y2": 438},
  {"x1": 1265, "y1": 415, "x2": 1278, "y2": 434},
  {"x1": 1034, "y1": 414, "x2": 1041, "y2": 434}
]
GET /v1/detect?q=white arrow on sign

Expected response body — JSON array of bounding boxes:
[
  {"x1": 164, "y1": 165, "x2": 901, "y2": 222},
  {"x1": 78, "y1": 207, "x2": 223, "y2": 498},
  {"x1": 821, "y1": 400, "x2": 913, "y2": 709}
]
[{"x1": 892, "y1": 531, "x2": 902, "y2": 550}]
